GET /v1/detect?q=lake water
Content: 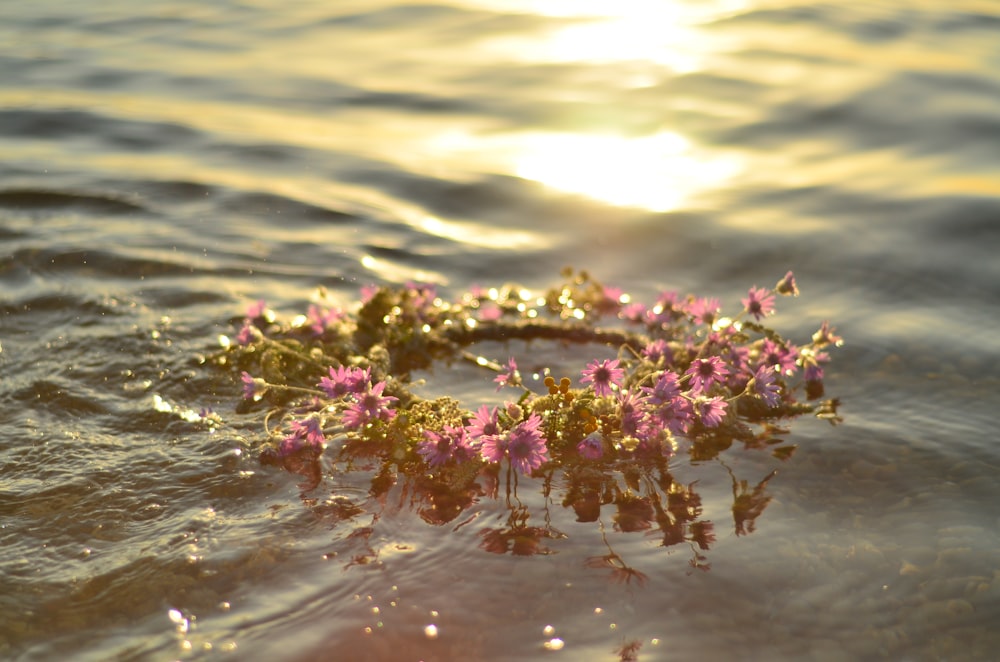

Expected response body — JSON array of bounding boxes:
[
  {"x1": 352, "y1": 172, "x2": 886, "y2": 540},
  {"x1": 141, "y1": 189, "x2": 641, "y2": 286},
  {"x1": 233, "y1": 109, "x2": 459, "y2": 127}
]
[{"x1": 2, "y1": 1, "x2": 1000, "y2": 660}]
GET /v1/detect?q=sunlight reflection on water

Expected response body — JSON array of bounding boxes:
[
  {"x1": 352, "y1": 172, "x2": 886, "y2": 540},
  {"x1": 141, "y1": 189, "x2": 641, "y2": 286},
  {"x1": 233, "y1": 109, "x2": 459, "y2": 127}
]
[
  {"x1": 510, "y1": 131, "x2": 743, "y2": 211},
  {"x1": 434, "y1": 0, "x2": 749, "y2": 210}
]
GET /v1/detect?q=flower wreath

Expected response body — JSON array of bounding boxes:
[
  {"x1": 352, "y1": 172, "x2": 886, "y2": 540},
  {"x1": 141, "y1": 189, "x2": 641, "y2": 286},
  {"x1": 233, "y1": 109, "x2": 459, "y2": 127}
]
[{"x1": 206, "y1": 268, "x2": 842, "y2": 574}]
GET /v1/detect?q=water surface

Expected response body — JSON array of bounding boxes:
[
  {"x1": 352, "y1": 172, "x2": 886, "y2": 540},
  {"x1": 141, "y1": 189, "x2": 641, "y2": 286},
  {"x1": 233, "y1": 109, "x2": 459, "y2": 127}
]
[{"x1": 2, "y1": 1, "x2": 1000, "y2": 660}]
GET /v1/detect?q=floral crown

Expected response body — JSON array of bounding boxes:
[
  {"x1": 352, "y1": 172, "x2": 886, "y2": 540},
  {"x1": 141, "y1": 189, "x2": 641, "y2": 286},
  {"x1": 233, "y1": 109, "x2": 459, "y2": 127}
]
[{"x1": 205, "y1": 268, "x2": 841, "y2": 574}]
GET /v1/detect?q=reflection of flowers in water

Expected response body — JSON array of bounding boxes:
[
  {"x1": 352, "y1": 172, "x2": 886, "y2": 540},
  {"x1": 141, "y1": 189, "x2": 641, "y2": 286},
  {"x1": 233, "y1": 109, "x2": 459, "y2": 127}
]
[
  {"x1": 584, "y1": 553, "x2": 649, "y2": 587},
  {"x1": 732, "y1": 468, "x2": 777, "y2": 536},
  {"x1": 415, "y1": 475, "x2": 482, "y2": 527},
  {"x1": 613, "y1": 494, "x2": 654, "y2": 532},
  {"x1": 480, "y1": 525, "x2": 556, "y2": 557}
]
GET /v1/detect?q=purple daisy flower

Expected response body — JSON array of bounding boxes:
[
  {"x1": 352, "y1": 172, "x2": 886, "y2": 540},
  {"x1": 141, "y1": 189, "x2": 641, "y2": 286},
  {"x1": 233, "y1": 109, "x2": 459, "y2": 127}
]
[
  {"x1": 341, "y1": 381, "x2": 397, "y2": 429},
  {"x1": 278, "y1": 416, "x2": 326, "y2": 456},
  {"x1": 241, "y1": 371, "x2": 262, "y2": 400},
  {"x1": 617, "y1": 389, "x2": 648, "y2": 438},
  {"x1": 349, "y1": 367, "x2": 373, "y2": 392},
  {"x1": 505, "y1": 414, "x2": 548, "y2": 475},
  {"x1": 319, "y1": 365, "x2": 354, "y2": 399},
  {"x1": 750, "y1": 364, "x2": 781, "y2": 407},
  {"x1": 480, "y1": 414, "x2": 547, "y2": 474},
  {"x1": 758, "y1": 339, "x2": 798, "y2": 376},
  {"x1": 418, "y1": 425, "x2": 473, "y2": 467},
  {"x1": 685, "y1": 356, "x2": 730, "y2": 394},
  {"x1": 577, "y1": 433, "x2": 604, "y2": 460},
  {"x1": 465, "y1": 405, "x2": 500, "y2": 445},
  {"x1": 319, "y1": 366, "x2": 371, "y2": 399},
  {"x1": 688, "y1": 297, "x2": 720, "y2": 326},
  {"x1": 581, "y1": 358, "x2": 624, "y2": 398},
  {"x1": 479, "y1": 433, "x2": 507, "y2": 465},
  {"x1": 650, "y1": 290, "x2": 684, "y2": 323},
  {"x1": 621, "y1": 301, "x2": 647, "y2": 322},
  {"x1": 694, "y1": 396, "x2": 727, "y2": 428},
  {"x1": 642, "y1": 371, "x2": 682, "y2": 405},
  {"x1": 307, "y1": 304, "x2": 342, "y2": 336},
  {"x1": 641, "y1": 339, "x2": 673, "y2": 366},
  {"x1": 649, "y1": 395, "x2": 693, "y2": 435},
  {"x1": 494, "y1": 357, "x2": 519, "y2": 391},
  {"x1": 741, "y1": 286, "x2": 776, "y2": 321}
]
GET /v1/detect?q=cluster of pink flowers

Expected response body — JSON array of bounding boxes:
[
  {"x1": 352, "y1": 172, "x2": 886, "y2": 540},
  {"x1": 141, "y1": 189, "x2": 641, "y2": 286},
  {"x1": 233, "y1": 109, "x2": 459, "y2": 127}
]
[
  {"x1": 412, "y1": 406, "x2": 549, "y2": 475},
  {"x1": 228, "y1": 270, "x2": 840, "y2": 478}
]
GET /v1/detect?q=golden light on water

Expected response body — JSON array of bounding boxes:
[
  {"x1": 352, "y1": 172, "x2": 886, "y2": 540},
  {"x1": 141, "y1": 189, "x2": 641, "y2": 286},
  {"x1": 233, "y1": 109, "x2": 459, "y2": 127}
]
[
  {"x1": 3, "y1": 0, "x2": 757, "y2": 217},
  {"x1": 464, "y1": 0, "x2": 747, "y2": 72},
  {"x1": 511, "y1": 131, "x2": 741, "y2": 212},
  {"x1": 427, "y1": 126, "x2": 743, "y2": 213},
  {"x1": 438, "y1": 0, "x2": 747, "y2": 211}
]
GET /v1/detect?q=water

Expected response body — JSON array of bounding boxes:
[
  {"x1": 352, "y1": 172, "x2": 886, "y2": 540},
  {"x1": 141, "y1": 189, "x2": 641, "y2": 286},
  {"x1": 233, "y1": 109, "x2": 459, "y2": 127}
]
[{"x1": 2, "y1": 1, "x2": 1000, "y2": 659}]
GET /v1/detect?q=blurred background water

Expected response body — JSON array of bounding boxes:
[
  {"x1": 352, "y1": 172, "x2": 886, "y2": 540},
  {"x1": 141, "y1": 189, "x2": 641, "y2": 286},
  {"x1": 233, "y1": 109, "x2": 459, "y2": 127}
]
[{"x1": 2, "y1": 1, "x2": 1000, "y2": 660}]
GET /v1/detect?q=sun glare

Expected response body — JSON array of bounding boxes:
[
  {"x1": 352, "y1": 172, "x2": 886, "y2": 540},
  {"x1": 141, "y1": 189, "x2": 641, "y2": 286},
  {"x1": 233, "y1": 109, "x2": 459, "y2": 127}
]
[
  {"x1": 511, "y1": 131, "x2": 741, "y2": 211},
  {"x1": 422, "y1": 0, "x2": 749, "y2": 211},
  {"x1": 463, "y1": 0, "x2": 748, "y2": 73}
]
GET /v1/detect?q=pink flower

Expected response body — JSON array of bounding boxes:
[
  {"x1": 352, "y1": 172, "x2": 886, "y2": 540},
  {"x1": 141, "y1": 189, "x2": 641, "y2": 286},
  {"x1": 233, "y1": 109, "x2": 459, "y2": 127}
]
[
  {"x1": 319, "y1": 366, "x2": 371, "y2": 399},
  {"x1": 478, "y1": 303, "x2": 502, "y2": 322},
  {"x1": 307, "y1": 304, "x2": 342, "y2": 336},
  {"x1": 236, "y1": 320, "x2": 261, "y2": 346},
  {"x1": 465, "y1": 405, "x2": 500, "y2": 444},
  {"x1": 685, "y1": 356, "x2": 730, "y2": 394},
  {"x1": 649, "y1": 396, "x2": 693, "y2": 435},
  {"x1": 494, "y1": 357, "x2": 519, "y2": 391},
  {"x1": 279, "y1": 416, "x2": 325, "y2": 455},
  {"x1": 688, "y1": 297, "x2": 720, "y2": 326},
  {"x1": 642, "y1": 371, "x2": 681, "y2": 405},
  {"x1": 241, "y1": 371, "x2": 264, "y2": 400},
  {"x1": 418, "y1": 425, "x2": 474, "y2": 467},
  {"x1": 341, "y1": 381, "x2": 397, "y2": 429},
  {"x1": 641, "y1": 339, "x2": 673, "y2": 366},
  {"x1": 505, "y1": 414, "x2": 548, "y2": 475},
  {"x1": 621, "y1": 302, "x2": 647, "y2": 322},
  {"x1": 246, "y1": 299, "x2": 268, "y2": 319},
  {"x1": 650, "y1": 290, "x2": 685, "y2": 323},
  {"x1": 481, "y1": 414, "x2": 548, "y2": 475},
  {"x1": 479, "y1": 433, "x2": 507, "y2": 465},
  {"x1": 741, "y1": 286, "x2": 775, "y2": 321},
  {"x1": 758, "y1": 339, "x2": 798, "y2": 376},
  {"x1": 750, "y1": 365, "x2": 781, "y2": 407},
  {"x1": 581, "y1": 358, "x2": 624, "y2": 398},
  {"x1": 776, "y1": 271, "x2": 798, "y2": 296},
  {"x1": 694, "y1": 397, "x2": 727, "y2": 428},
  {"x1": 617, "y1": 389, "x2": 647, "y2": 438}
]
